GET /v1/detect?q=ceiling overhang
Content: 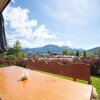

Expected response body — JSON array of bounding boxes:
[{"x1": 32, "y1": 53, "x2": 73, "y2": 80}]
[{"x1": 0, "y1": 0, "x2": 11, "y2": 13}]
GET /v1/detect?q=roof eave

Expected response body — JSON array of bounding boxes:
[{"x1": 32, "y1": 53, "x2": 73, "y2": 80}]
[{"x1": 0, "y1": 0, "x2": 11, "y2": 13}]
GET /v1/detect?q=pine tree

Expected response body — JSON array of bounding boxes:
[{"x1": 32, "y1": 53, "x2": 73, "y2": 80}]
[
  {"x1": 76, "y1": 50, "x2": 79, "y2": 57},
  {"x1": 83, "y1": 50, "x2": 86, "y2": 58}
]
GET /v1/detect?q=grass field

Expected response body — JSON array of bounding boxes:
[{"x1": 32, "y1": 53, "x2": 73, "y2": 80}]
[{"x1": 91, "y1": 76, "x2": 100, "y2": 95}]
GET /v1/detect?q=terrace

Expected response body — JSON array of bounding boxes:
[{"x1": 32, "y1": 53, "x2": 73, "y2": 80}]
[
  {"x1": 0, "y1": 0, "x2": 99, "y2": 100},
  {"x1": 0, "y1": 57, "x2": 99, "y2": 99}
]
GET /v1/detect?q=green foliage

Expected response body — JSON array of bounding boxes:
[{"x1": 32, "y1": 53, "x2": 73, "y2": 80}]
[
  {"x1": 83, "y1": 50, "x2": 86, "y2": 58},
  {"x1": 76, "y1": 50, "x2": 80, "y2": 57},
  {"x1": 0, "y1": 63, "x2": 8, "y2": 67},
  {"x1": 0, "y1": 53, "x2": 4, "y2": 58},
  {"x1": 86, "y1": 52, "x2": 95, "y2": 58},
  {"x1": 0, "y1": 58, "x2": 27, "y2": 67},
  {"x1": 16, "y1": 52, "x2": 26, "y2": 59},
  {"x1": 90, "y1": 55, "x2": 95, "y2": 58},
  {"x1": 91, "y1": 60, "x2": 100, "y2": 76},
  {"x1": 62, "y1": 49, "x2": 68, "y2": 55},
  {"x1": 97, "y1": 49, "x2": 100, "y2": 57},
  {"x1": 7, "y1": 47, "x2": 15, "y2": 55},
  {"x1": 5, "y1": 40, "x2": 26, "y2": 59},
  {"x1": 14, "y1": 40, "x2": 21, "y2": 55},
  {"x1": 91, "y1": 76, "x2": 100, "y2": 96},
  {"x1": 5, "y1": 55, "x2": 18, "y2": 60},
  {"x1": 69, "y1": 51, "x2": 74, "y2": 56},
  {"x1": 87, "y1": 47, "x2": 100, "y2": 58}
]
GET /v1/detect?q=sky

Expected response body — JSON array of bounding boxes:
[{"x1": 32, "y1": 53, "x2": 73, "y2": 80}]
[{"x1": 3, "y1": 0, "x2": 100, "y2": 50}]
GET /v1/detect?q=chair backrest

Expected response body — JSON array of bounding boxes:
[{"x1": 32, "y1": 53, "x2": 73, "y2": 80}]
[{"x1": 26, "y1": 59, "x2": 91, "y2": 84}]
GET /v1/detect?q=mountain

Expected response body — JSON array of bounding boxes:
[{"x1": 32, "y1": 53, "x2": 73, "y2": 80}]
[
  {"x1": 23, "y1": 44, "x2": 62, "y2": 54},
  {"x1": 87, "y1": 47, "x2": 100, "y2": 53},
  {"x1": 22, "y1": 44, "x2": 85, "y2": 54},
  {"x1": 61, "y1": 46, "x2": 72, "y2": 51},
  {"x1": 72, "y1": 48, "x2": 85, "y2": 52},
  {"x1": 34, "y1": 44, "x2": 63, "y2": 53}
]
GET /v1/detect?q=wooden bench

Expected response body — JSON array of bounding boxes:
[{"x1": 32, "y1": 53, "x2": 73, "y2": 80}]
[{"x1": 26, "y1": 59, "x2": 91, "y2": 84}]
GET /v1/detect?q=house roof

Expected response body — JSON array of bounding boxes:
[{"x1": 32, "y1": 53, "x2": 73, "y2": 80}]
[{"x1": 0, "y1": 0, "x2": 11, "y2": 12}]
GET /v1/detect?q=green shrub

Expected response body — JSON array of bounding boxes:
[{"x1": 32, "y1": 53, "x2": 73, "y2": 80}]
[
  {"x1": 91, "y1": 59, "x2": 100, "y2": 76},
  {"x1": 5, "y1": 55, "x2": 18, "y2": 60},
  {"x1": 0, "y1": 63, "x2": 8, "y2": 67}
]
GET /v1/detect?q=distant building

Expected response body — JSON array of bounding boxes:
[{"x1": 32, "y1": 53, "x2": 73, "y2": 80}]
[
  {"x1": 27, "y1": 52, "x2": 33, "y2": 58},
  {"x1": 27, "y1": 49, "x2": 33, "y2": 58}
]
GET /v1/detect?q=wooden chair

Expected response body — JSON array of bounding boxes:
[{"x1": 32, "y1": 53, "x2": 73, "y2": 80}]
[{"x1": 26, "y1": 59, "x2": 92, "y2": 84}]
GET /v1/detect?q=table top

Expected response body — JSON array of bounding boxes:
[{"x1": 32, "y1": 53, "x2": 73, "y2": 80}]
[{"x1": 0, "y1": 66, "x2": 92, "y2": 100}]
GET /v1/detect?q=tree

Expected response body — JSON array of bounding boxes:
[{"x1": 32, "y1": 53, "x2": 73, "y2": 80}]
[
  {"x1": 6, "y1": 40, "x2": 26, "y2": 59},
  {"x1": 76, "y1": 50, "x2": 79, "y2": 57},
  {"x1": 48, "y1": 51, "x2": 51, "y2": 54},
  {"x1": 14, "y1": 40, "x2": 21, "y2": 56},
  {"x1": 97, "y1": 49, "x2": 100, "y2": 57},
  {"x1": 69, "y1": 51, "x2": 74, "y2": 56},
  {"x1": 7, "y1": 47, "x2": 15, "y2": 55},
  {"x1": 17, "y1": 52, "x2": 26, "y2": 58},
  {"x1": 62, "y1": 49, "x2": 68, "y2": 55},
  {"x1": 83, "y1": 50, "x2": 86, "y2": 58}
]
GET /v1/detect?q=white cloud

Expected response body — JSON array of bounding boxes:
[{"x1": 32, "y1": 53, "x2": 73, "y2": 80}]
[
  {"x1": 3, "y1": 5, "x2": 37, "y2": 37},
  {"x1": 15, "y1": 39, "x2": 48, "y2": 48},
  {"x1": 4, "y1": 1, "x2": 98, "y2": 49},
  {"x1": 16, "y1": 39, "x2": 74, "y2": 48},
  {"x1": 3, "y1": 4, "x2": 57, "y2": 48},
  {"x1": 47, "y1": 41, "x2": 74, "y2": 47},
  {"x1": 17, "y1": 39, "x2": 35, "y2": 48},
  {"x1": 33, "y1": 24, "x2": 55, "y2": 39}
]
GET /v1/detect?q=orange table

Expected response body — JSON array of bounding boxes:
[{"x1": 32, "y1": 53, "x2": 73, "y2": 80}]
[{"x1": 0, "y1": 66, "x2": 92, "y2": 100}]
